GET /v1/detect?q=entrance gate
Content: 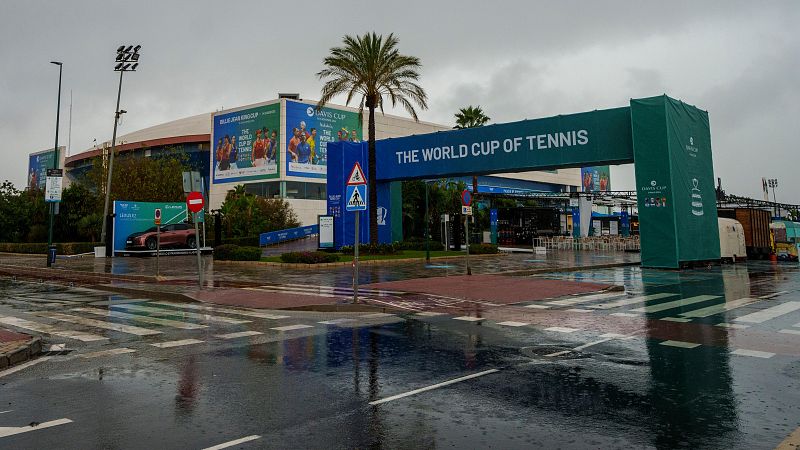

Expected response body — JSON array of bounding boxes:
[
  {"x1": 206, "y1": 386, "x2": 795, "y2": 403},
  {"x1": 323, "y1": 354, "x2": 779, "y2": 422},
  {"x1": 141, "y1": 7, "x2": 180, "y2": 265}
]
[{"x1": 327, "y1": 95, "x2": 720, "y2": 269}]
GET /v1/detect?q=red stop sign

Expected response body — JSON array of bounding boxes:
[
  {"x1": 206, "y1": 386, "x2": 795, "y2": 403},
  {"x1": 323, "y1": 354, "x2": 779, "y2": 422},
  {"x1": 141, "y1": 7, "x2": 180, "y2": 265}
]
[{"x1": 186, "y1": 191, "x2": 204, "y2": 213}]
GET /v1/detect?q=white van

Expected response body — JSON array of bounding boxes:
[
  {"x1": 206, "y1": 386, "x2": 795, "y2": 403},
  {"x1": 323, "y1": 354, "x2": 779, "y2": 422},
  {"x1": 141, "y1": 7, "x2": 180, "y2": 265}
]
[{"x1": 719, "y1": 218, "x2": 747, "y2": 262}]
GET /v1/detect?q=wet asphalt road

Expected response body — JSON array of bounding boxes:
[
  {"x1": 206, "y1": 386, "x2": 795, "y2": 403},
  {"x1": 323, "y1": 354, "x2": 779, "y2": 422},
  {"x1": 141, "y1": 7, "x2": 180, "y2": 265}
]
[{"x1": 2, "y1": 262, "x2": 800, "y2": 448}]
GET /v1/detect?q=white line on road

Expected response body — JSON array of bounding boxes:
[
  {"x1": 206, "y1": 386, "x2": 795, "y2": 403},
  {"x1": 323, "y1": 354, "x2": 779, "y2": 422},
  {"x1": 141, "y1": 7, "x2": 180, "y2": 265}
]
[
  {"x1": 34, "y1": 312, "x2": 161, "y2": 336},
  {"x1": 112, "y1": 304, "x2": 250, "y2": 324},
  {"x1": 631, "y1": 295, "x2": 720, "y2": 314},
  {"x1": 150, "y1": 339, "x2": 204, "y2": 348},
  {"x1": 716, "y1": 322, "x2": 750, "y2": 329},
  {"x1": 610, "y1": 312, "x2": 639, "y2": 318},
  {"x1": 548, "y1": 292, "x2": 623, "y2": 306},
  {"x1": 661, "y1": 317, "x2": 693, "y2": 323},
  {"x1": 679, "y1": 297, "x2": 759, "y2": 318},
  {"x1": 523, "y1": 304, "x2": 551, "y2": 309},
  {"x1": 214, "y1": 331, "x2": 263, "y2": 339},
  {"x1": 0, "y1": 418, "x2": 72, "y2": 439},
  {"x1": 360, "y1": 313, "x2": 395, "y2": 319},
  {"x1": 453, "y1": 316, "x2": 484, "y2": 322},
  {"x1": 734, "y1": 302, "x2": 800, "y2": 324},
  {"x1": 732, "y1": 348, "x2": 775, "y2": 359},
  {"x1": 497, "y1": 321, "x2": 529, "y2": 327},
  {"x1": 80, "y1": 348, "x2": 137, "y2": 358},
  {"x1": 0, "y1": 357, "x2": 52, "y2": 379},
  {"x1": 659, "y1": 340, "x2": 700, "y2": 349},
  {"x1": 149, "y1": 301, "x2": 289, "y2": 320},
  {"x1": 74, "y1": 308, "x2": 208, "y2": 330},
  {"x1": 0, "y1": 411, "x2": 11, "y2": 415},
  {"x1": 760, "y1": 291, "x2": 789, "y2": 299},
  {"x1": 573, "y1": 338, "x2": 614, "y2": 351},
  {"x1": 545, "y1": 327, "x2": 579, "y2": 333},
  {"x1": 203, "y1": 435, "x2": 262, "y2": 450},
  {"x1": 271, "y1": 325, "x2": 314, "y2": 332},
  {"x1": 415, "y1": 312, "x2": 446, "y2": 317},
  {"x1": 318, "y1": 318, "x2": 357, "y2": 325},
  {"x1": 369, "y1": 369, "x2": 500, "y2": 405},
  {"x1": 0, "y1": 316, "x2": 107, "y2": 342},
  {"x1": 589, "y1": 293, "x2": 678, "y2": 310}
]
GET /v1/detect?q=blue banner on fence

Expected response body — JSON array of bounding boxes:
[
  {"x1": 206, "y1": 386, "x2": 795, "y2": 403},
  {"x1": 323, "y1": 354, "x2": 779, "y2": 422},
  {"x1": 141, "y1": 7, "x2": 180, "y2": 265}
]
[{"x1": 259, "y1": 224, "x2": 319, "y2": 246}]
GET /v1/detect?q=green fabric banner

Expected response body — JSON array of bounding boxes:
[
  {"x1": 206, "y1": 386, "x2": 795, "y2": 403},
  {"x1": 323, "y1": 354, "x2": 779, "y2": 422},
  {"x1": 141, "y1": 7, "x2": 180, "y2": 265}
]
[{"x1": 631, "y1": 96, "x2": 720, "y2": 268}]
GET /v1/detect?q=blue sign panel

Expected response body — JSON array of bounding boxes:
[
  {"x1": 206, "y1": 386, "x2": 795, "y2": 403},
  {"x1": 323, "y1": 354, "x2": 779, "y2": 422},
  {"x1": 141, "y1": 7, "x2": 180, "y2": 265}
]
[
  {"x1": 345, "y1": 185, "x2": 368, "y2": 211},
  {"x1": 259, "y1": 224, "x2": 318, "y2": 246}
]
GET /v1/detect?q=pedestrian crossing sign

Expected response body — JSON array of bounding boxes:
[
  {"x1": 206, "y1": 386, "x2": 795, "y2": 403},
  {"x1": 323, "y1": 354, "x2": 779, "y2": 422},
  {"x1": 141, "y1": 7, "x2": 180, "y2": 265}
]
[{"x1": 346, "y1": 185, "x2": 368, "y2": 211}]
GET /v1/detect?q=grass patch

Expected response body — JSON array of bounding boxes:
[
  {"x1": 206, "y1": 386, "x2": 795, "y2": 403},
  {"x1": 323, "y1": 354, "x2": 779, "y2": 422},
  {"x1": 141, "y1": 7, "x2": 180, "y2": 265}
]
[{"x1": 262, "y1": 250, "x2": 464, "y2": 263}]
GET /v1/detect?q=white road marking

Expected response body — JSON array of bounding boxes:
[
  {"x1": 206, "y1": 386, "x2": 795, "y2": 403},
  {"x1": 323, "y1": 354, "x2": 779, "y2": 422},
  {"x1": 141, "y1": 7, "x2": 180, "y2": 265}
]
[
  {"x1": 497, "y1": 321, "x2": 529, "y2": 327},
  {"x1": 415, "y1": 312, "x2": 446, "y2": 317},
  {"x1": 565, "y1": 308, "x2": 593, "y2": 313},
  {"x1": 34, "y1": 312, "x2": 161, "y2": 336},
  {"x1": 599, "y1": 333, "x2": 628, "y2": 338},
  {"x1": 80, "y1": 348, "x2": 136, "y2": 358},
  {"x1": 453, "y1": 316, "x2": 484, "y2": 322},
  {"x1": 610, "y1": 312, "x2": 639, "y2": 318},
  {"x1": 0, "y1": 411, "x2": 11, "y2": 415},
  {"x1": 734, "y1": 302, "x2": 800, "y2": 324},
  {"x1": 360, "y1": 313, "x2": 395, "y2": 319},
  {"x1": 631, "y1": 295, "x2": 720, "y2": 314},
  {"x1": 271, "y1": 324, "x2": 314, "y2": 332},
  {"x1": 679, "y1": 297, "x2": 759, "y2": 318},
  {"x1": 150, "y1": 339, "x2": 204, "y2": 348},
  {"x1": 545, "y1": 327, "x2": 579, "y2": 333},
  {"x1": 716, "y1": 322, "x2": 750, "y2": 329},
  {"x1": 523, "y1": 304, "x2": 551, "y2": 309},
  {"x1": 661, "y1": 317, "x2": 693, "y2": 323},
  {"x1": 112, "y1": 304, "x2": 250, "y2": 324},
  {"x1": 0, "y1": 316, "x2": 107, "y2": 342},
  {"x1": 150, "y1": 301, "x2": 289, "y2": 320},
  {"x1": 659, "y1": 340, "x2": 700, "y2": 349},
  {"x1": 544, "y1": 350, "x2": 572, "y2": 357},
  {"x1": 732, "y1": 349, "x2": 775, "y2": 359},
  {"x1": 317, "y1": 318, "x2": 356, "y2": 325},
  {"x1": 0, "y1": 357, "x2": 52, "y2": 379},
  {"x1": 214, "y1": 331, "x2": 263, "y2": 339},
  {"x1": 369, "y1": 369, "x2": 500, "y2": 405},
  {"x1": 203, "y1": 435, "x2": 262, "y2": 450},
  {"x1": 0, "y1": 418, "x2": 72, "y2": 438},
  {"x1": 573, "y1": 338, "x2": 613, "y2": 351},
  {"x1": 74, "y1": 308, "x2": 208, "y2": 330},
  {"x1": 779, "y1": 329, "x2": 800, "y2": 336},
  {"x1": 760, "y1": 291, "x2": 789, "y2": 299},
  {"x1": 548, "y1": 292, "x2": 623, "y2": 306},
  {"x1": 48, "y1": 344, "x2": 66, "y2": 351}
]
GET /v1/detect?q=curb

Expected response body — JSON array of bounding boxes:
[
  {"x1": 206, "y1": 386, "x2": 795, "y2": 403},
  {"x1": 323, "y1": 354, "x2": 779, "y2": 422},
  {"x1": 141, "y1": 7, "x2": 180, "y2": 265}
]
[
  {"x1": 497, "y1": 261, "x2": 640, "y2": 276},
  {"x1": 216, "y1": 252, "x2": 507, "y2": 268},
  {"x1": 0, "y1": 337, "x2": 42, "y2": 371}
]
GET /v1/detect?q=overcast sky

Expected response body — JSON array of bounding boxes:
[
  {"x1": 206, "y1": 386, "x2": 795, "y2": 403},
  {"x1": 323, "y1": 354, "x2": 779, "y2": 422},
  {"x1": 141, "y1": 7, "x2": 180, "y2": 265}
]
[{"x1": 1, "y1": 1, "x2": 797, "y2": 201}]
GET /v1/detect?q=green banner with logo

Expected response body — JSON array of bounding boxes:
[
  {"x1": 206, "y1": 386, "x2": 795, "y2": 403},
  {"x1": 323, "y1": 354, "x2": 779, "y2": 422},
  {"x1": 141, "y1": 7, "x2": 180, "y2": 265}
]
[{"x1": 632, "y1": 96, "x2": 720, "y2": 268}]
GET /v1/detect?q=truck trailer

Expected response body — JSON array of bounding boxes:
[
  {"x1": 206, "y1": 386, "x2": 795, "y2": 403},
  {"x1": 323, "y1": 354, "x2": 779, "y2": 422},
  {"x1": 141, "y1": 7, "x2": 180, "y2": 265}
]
[{"x1": 717, "y1": 208, "x2": 772, "y2": 258}]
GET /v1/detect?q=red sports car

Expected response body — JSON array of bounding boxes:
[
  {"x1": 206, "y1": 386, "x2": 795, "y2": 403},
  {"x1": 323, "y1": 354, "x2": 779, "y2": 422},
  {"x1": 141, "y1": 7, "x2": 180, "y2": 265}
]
[{"x1": 126, "y1": 223, "x2": 197, "y2": 250}]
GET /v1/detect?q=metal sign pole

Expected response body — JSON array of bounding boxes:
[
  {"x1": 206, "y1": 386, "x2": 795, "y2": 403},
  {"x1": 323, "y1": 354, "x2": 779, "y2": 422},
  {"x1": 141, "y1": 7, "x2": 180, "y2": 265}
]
[
  {"x1": 156, "y1": 226, "x2": 160, "y2": 278},
  {"x1": 353, "y1": 211, "x2": 359, "y2": 304},
  {"x1": 465, "y1": 215, "x2": 471, "y2": 276},
  {"x1": 194, "y1": 212, "x2": 203, "y2": 289}
]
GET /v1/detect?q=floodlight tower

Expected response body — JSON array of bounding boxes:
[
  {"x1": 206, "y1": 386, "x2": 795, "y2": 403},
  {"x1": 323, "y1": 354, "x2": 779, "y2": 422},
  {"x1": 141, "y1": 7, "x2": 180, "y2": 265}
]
[{"x1": 100, "y1": 45, "x2": 141, "y2": 249}]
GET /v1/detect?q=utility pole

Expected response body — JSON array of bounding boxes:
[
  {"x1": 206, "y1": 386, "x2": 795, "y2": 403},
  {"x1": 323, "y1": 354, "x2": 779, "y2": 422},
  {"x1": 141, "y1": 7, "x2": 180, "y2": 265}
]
[{"x1": 47, "y1": 61, "x2": 62, "y2": 268}]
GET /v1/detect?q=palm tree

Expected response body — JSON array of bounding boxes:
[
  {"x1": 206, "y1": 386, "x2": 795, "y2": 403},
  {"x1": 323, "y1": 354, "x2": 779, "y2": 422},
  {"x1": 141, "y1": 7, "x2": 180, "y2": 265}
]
[
  {"x1": 454, "y1": 106, "x2": 490, "y2": 129},
  {"x1": 454, "y1": 106, "x2": 491, "y2": 193},
  {"x1": 317, "y1": 32, "x2": 428, "y2": 244}
]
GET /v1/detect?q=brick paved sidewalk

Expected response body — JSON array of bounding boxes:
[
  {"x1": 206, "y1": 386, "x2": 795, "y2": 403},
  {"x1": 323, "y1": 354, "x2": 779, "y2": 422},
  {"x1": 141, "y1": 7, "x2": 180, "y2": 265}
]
[{"x1": 0, "y1": 328, "x2": 41, "y2": 369}]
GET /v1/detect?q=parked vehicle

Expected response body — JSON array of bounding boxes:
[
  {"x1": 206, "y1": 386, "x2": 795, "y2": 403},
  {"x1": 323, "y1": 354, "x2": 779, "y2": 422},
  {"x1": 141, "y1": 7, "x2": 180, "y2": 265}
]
[
  {"x1": 126, "y1": 223, "x2": 197, "y2": 250},
  {"x1": 717, "y1": 208, "x2": 771, "y2": 258},
  {"x1": 770, "y1": 221, "x2": 800, "y2": 261},
  {"x1": 718, "y1": 218, "x2": 746, "y2": 262}
]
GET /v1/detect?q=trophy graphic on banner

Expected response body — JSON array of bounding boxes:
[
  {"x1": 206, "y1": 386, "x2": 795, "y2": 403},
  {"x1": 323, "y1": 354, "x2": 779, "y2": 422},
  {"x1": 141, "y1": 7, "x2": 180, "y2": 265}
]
[{"x1": 691, "y1": 178, "x2": 704, "y2": 216}]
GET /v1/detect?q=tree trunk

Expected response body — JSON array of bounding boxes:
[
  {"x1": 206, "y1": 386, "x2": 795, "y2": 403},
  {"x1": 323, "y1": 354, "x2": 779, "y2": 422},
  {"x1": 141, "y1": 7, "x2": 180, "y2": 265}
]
[{"x1": 368, "y1": 102, "x2": 378, "y2": 244}]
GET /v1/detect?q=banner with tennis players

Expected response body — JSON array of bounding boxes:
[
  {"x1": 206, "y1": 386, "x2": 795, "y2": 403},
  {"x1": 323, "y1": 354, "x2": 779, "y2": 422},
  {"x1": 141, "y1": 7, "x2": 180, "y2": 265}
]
[{"x1": 212, "y1": 102, "x2": 280, "y2": 183}]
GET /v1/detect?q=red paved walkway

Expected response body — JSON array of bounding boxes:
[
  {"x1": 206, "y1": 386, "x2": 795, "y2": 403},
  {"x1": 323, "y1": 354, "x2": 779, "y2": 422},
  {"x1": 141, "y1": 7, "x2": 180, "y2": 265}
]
[{"x1": 365, "y1": 275, "x2": 613, "y2": 304}]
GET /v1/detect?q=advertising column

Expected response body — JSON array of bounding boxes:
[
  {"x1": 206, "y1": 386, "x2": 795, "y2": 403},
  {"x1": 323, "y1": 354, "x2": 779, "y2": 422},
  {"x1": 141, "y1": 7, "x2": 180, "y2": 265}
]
[{"x1": 631, "y1": 95, "x2": 720, "y2": 268}]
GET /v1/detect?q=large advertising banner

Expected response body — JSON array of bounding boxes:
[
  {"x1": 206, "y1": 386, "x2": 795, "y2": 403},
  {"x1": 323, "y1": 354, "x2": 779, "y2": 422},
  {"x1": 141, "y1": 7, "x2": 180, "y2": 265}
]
[
  {"x1": 581, "y1": 166, "x2": 611, "y2": 192},
  {"x1": 212, "y1": 103, "x2": 280, "y2": 184},
  {"x1": 285, "y1": 100, "x2": 362, "y2": 179},
  {"x1": 112, "y1": 201, "x2": 190, "y2": 253},
  {"x1": 27, "y1": 149, "x2": 57, "y2": 190}
]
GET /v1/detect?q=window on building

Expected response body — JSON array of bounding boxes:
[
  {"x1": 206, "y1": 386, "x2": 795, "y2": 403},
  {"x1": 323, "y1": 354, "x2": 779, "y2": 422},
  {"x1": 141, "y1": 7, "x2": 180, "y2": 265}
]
[
  {"x1": 284, "y1": 181, "x2": 326, "y2": 200},
  {"x1": 244, "y1": 182, "x2": 280, "y2": 199}
]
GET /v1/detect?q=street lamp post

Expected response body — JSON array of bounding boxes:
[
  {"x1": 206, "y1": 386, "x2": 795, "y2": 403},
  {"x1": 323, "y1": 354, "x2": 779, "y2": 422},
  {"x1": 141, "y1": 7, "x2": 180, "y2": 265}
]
[
  {"x1": 768, "y1": 178, "x2": 779, "y2": 218},
  {"x1": 47, "y1": 61, "x2": 63, "y2": 268},
  {"x1": 100, "y1": 45, "x2": 141, "y2": 252}
]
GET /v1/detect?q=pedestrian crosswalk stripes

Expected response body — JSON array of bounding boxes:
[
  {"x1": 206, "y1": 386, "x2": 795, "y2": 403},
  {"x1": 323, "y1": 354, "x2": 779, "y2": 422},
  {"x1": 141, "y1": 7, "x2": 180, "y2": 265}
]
[
  {"x1": 630, "y1": 295, "x2": 720, "y2": 314},
  {"x1": 0, "y1": 315, "x2": 108, "y2": 342},
  {"x1": 80, "y1": 348, "x2": 137, "y2": 358},
  {"x1": 149, "y1": 301, "x2": 289, "y2": 320},
  {"x1": 271, "y1": 324, "x2": 314, "y2": 331},
  {"x1": 214, "y1": 331, "x2": 263, "y2": 339},
  {"x1": 678, "y1": 297, "x2": 759, "y2": 318},
  {"x1": 110, "y1": 304, "x2": 251, "y2": 324},
  {"x1": 73, "y1": 308, "x2": 208, "y2": 330},
  {"x1": 547, "y1": 292, "x2": 623, "y2": 306},
  {"x1": 34, "y1": 312, "x2": 162, "y2": 336},
  {"x1": 589, "y1": 293, "x2": 677, "y2": 310},
  {"x1": 734, "y1": 302, "x2": 800, "y2": 324},
  {"x1": 150, "y1": 339, "x2": 204, "y2": 348}
]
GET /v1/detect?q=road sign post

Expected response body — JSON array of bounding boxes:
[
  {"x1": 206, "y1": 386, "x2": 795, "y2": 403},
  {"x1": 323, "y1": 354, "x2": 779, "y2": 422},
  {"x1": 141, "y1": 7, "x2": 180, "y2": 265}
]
[
  {"x1": 462, "y1": 189, "x2": 473, "y2": 276},
  {"x1": 346, "y1": 163, "x2": 368, "y2": 303},
  {"x1": 187, "y1": 192, "x2": 205, "y2": 289},
  {"x1": 154, "y1": 208, "x2": 161, "y2": 278}
]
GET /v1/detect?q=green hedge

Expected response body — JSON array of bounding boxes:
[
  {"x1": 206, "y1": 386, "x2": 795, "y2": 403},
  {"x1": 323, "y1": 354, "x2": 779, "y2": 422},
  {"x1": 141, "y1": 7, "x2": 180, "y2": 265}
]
[
  {"x1": 340, "y1": 243, "x2": 400, "y2": 255},
  {"x1": 470, "y1": 243, "x2": 499, "y2": 255},
  {"x1": 396, "y1": 238, "x2": 445, "y2": 252},
  {"x1": 213, "y1": 244, "x2": 262, "y2": 261},
  {"x1": 0, "y1": 242, "x2": 102, "y2": 255},
  {"x1": 280, "y1": 251, "x2": 340, "y2": 264}
]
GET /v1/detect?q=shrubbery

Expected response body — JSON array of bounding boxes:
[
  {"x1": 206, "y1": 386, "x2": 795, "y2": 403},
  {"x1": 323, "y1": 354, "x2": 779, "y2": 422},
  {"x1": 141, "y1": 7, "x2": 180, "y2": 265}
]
[
  {"x1": 395, "y1": 238, "x2": 445, "y2": 252},
  {"x1": 279, "y1": 251, "x2": 339, "y2": 264},
  {"x1": 469, "y1": 243, "x2": 499, "y2": 254},
  {"x1": 339, "y1": 243, "x2": 400, "y2": 255},
  {"x1": 0, "y1": 242, "x2": 102, "y2": 255},
  {"x1": 213, "y1": 244, "x2": 262, "y2": 261}
]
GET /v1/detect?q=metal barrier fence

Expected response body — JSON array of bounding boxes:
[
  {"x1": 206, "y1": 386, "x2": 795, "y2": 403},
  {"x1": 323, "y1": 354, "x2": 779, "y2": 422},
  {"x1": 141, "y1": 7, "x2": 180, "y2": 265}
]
[{"x1": 533, "y1": 236, "x2": 640, "y2": 251}]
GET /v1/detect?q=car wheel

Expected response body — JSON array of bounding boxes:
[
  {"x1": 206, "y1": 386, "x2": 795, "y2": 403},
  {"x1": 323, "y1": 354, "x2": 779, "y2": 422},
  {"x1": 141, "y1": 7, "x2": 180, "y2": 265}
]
[
  {"x1": 145, "y1": 237, "x2": 157, "y2": 251},
  {"x1": 187, "y1": 236, "x2": 196, "y2": 249}
]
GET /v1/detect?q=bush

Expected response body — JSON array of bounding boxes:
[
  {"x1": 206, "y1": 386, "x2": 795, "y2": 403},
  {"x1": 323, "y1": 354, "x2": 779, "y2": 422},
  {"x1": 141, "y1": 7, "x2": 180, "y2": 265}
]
[
  {"x1": 221, "y1": 236, "x2": 260, "y2": 247},
  {"x1": 0, "y1": 242, "x2": 102, "y2": 255},
  {"x1": 395, "y1": 238, "x2": 445, "y2": 252},
  {"x1": 340, "y1": 243, "x2": 400, "y2": 255},
  {"x1": 470, "y1": 243, "x2": 499, "y2": 255},
  {"x1": 213, "y1": 244, "x2": 261, "y2": 261},
  {"x1": 280, "y1": 251, "x2": 339, "y2": 264}
]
